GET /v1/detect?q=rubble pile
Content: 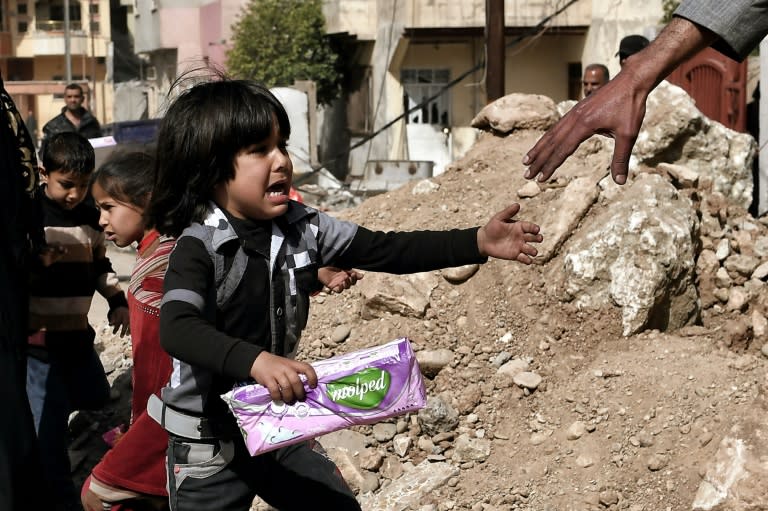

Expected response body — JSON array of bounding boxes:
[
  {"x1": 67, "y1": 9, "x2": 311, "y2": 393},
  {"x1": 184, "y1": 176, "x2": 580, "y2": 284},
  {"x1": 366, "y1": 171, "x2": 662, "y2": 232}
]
[{"x1": 86, "y1": 82, "x2": 768, "y2": 511}]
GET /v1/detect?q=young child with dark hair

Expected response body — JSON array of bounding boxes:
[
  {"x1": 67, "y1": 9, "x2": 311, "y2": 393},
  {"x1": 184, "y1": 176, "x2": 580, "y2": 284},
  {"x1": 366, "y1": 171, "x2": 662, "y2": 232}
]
[
  {"x1": 146, "y1": 78, "x2": 542, "y2": 511},
  {"x1": 81, "y1": 149, "x2": 360, "y2": 511},
  {"x1": 79, "y1": 150, "x2": 172, "y2": 511},
  {"x1": 27, "y1": 131, "x2": 129, "y2": 511}
]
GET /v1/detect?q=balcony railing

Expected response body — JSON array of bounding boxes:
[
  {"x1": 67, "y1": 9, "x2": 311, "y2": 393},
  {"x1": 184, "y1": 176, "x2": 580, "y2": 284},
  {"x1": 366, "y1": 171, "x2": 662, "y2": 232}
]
[{"x1": 35, "y1": 20, "x2": 83, "y2": 32}]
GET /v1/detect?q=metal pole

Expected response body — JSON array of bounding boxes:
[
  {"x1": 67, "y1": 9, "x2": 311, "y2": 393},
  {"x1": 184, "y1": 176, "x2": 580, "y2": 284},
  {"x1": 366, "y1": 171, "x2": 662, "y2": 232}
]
[
  {"x1": 485, "y1": 0, "x2": 504, "y2": 102},
  {"x1": 90, "y1": 2, "x2": 97, "y2": 117},
  {"x1": 64, "y1": 0, "x2": 72, "y2": 83},
  {"x1": 759, "y1": 37, "x2": 768, "y2": 215}
]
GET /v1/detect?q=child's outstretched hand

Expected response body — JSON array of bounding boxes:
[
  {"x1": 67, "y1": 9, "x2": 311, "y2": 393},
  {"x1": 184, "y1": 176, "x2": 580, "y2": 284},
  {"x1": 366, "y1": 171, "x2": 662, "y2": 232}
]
[
  {"x1": 108, "y1": 306, "x2": 130, "y2": 337},
  {"x1": 318, "y1": 266, "x2": 364, "y2": 294},
  {"x1": 250, "y1": 351, "x2": 319, "y2": 403},
  {"x1": 477, "y1": 204, "x2": 543, "y2": 264}
]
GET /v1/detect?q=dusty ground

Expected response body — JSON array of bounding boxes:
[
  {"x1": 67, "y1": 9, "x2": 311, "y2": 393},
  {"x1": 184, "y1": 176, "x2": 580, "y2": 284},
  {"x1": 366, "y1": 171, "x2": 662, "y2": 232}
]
[{"x1": 76, "y1": 128, "x2": 768, "y2": 511}]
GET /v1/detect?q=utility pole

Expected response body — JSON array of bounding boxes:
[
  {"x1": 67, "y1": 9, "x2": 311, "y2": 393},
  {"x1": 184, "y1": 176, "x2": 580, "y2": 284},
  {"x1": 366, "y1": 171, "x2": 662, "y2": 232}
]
[
  {"x1": 485, "y1": 0, "x2": 504, "y2": 102},
  {"x1": 64, "y1": 0, "x2": 72, "y2": 83},
  {"x1": 90, "y1": 1, "x2": 97, "y2": 117}
]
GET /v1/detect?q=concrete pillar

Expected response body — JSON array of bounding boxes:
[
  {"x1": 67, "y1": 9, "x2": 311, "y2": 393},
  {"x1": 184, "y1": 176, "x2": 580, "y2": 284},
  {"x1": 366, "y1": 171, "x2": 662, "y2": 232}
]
[{"x1": 759, "y1": 37, "x2": 768, "y2": 216}]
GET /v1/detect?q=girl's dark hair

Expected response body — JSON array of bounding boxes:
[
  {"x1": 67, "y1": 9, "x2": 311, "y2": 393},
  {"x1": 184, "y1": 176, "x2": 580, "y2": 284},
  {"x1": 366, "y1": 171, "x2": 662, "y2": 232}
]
[
  {"x1": 90, "y1": 150, "x2": 155, "y2": 210},
  {"x1": 148, "y1": 79, "x2": 291, "y2": 237}
]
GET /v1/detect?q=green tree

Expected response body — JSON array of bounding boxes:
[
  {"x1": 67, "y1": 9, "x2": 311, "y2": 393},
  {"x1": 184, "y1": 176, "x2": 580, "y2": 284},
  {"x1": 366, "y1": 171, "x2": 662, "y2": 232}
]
[
  {"x1": 227, "y1": 0, "x2": 344, "y2": 106},
  {"x1": 660, "y1": 0, "x2": 680, "y2": 24}
]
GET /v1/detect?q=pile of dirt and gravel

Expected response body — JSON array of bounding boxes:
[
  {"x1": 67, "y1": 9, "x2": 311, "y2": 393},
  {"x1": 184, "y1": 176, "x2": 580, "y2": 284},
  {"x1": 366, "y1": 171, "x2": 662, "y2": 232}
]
[{"x1": 78, "y1": 84, "x2": 768, "y2": 511}]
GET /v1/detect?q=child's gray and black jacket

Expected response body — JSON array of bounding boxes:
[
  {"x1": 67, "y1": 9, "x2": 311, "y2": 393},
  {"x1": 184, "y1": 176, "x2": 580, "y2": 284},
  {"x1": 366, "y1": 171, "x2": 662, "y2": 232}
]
[{"x1": 159, "y1": 201, "x2": 486, "y2": 420}]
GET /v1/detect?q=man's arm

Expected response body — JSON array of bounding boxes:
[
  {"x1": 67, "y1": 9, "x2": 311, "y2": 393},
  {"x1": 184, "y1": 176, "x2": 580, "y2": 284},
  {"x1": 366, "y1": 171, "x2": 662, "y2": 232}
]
[{"x1": 523, "y1": 16, "x2": 718, "y2": 185}]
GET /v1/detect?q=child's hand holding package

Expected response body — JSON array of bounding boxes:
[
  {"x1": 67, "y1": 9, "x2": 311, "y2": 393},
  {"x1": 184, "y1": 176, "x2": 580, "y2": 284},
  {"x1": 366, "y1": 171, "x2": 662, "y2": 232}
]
[{"x1": 223, "y1": 338, "x2": 425, "y2": 456}]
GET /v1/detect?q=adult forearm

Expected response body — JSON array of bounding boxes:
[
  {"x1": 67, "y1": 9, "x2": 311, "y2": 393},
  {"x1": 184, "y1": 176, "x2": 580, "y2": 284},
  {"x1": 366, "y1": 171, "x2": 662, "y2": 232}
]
[{"x1": 625, "y1": 16, "x2": 719, "y2": 93}]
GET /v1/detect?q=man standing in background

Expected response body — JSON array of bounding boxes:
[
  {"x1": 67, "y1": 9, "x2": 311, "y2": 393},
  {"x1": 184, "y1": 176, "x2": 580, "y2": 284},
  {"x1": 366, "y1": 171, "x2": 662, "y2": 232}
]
[
  {"x1": 582, "y1": 63, "x2": 610, "y2": 97},
  {"x1": 41, "y1": 83, "x2": 101, "y2": 156},
  {"x1": 616, "y1": 34, "x2": 650, "y2": 68}
]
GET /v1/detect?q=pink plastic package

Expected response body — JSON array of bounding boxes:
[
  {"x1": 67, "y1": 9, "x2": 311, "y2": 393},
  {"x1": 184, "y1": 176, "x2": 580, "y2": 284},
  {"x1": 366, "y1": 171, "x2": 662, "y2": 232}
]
[{"x1": 221, "y1": 337, "x2": 426, "y2": 456}]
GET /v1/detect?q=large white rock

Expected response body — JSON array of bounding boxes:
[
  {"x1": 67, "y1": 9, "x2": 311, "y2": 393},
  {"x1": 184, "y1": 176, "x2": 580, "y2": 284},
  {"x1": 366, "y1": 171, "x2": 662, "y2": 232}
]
[
  {"x1": 634, "y1": 81, "x2": 756, "y2": 209},
  {"x1": 691, "y1": 418, "x2": 768, "y2": 510},
  {"x1": 358, "y1": 461, "x2": 459, "y2": 510},
  {"x1": 471, "y1": 93, "x2": 559, "y2": 134},
  {"x1": 559, "y1": 173, "x2": 700, "y2": 335},
  {"x1": 358, "y1": 271, "x2": 440, "y2": 319}
]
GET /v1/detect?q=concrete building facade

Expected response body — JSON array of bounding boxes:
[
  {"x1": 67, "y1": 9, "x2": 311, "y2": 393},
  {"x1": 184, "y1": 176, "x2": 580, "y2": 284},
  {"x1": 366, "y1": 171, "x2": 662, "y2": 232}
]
[
  {"x1": 129, "y1": 0, "x2": 245, "y2": 116},
  {"x1": 321, "y1": 0, "x2": 663, "y2": 178},
  {"x1": 0, "y1": 0, "x2": 113, "y2": 141}
]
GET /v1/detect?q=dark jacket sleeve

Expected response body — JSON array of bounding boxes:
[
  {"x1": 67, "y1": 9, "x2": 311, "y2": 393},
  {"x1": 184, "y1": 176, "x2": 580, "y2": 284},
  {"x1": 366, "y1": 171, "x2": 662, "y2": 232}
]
[
  {"x1": 332, "y1": 225, "x2": 487, "y2": 273},
  {"x1": 160, "y1": 236, "x2": 263, "y2": 380}
]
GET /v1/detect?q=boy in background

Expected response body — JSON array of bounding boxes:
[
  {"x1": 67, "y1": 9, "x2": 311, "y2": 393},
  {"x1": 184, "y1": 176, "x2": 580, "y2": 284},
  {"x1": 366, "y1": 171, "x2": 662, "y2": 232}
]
[{"x1": 27, "y1": 131, "x2": 129, "y2": 511}]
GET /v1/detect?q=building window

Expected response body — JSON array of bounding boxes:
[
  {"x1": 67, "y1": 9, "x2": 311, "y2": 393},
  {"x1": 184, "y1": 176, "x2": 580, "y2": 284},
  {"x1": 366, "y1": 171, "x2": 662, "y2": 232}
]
[
  {"x1": 402, "y1": 68, "x2": 450, "y2": 126},
  {"x1": 89, "y1": 2, "x2": 99, "y2": 14},
  {"x1": 346, "y1": 66, "x2": 372, "y2": 135},
  {"x1": 18, "y1": 3, "x2": 28, "y2": 15},
  {"x1": 50, "y1": 3, "x2": 82, "y2": 22},
  {"x1": 18, "y1": 21, "x2": 28, "y2": 32},
  {"x1": 90, "y1": 21, "x2": 99, "y2": 33}
]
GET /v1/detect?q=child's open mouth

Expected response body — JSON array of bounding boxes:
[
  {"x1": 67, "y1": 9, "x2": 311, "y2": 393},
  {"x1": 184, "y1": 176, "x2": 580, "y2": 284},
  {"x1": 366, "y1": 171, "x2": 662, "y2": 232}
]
[{"x1": 266, "y1": 182, "x2": 288, "y2": 198}]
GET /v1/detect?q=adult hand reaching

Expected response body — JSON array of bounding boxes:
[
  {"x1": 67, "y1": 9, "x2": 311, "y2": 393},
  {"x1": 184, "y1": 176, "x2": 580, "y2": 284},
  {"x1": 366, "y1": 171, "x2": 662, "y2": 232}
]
[
  {"x1": 522, "y1": 15, "x2": 719, "y2": 185},
  {"x1": 522, "y1": 68, "x2": 650, "y2": 185}
]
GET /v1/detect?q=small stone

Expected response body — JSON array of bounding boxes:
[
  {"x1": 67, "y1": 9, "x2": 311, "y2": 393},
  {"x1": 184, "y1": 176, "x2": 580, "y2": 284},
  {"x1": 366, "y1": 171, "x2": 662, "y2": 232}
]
[
  {"x1": 752, "y1": 260, "x2": 768, "y2": 280},
  {"x1": 417, "y1": 435, "x2": 435, "y2": 453},
  {"x1": 497, "y1": 358, "x2": 529, "y2": 377},
  {"x1": 599, "y1": 490, "x2": 620, "y2": 506},
  {"x1": 753, "y1": 310, "x2": 768, "y2": 338},
  {"x1": 517, "y1": 181, "x2": 541, "y2": 198},
  {"x1": 417, "y1": 349, "x2": 454, "y2": 377},
  {"x1": 647, "y1": 453, "x2": 668, "y2": 471},
  {"x1": 372, "y1": 423, "x2": 397, "y2": 442},
  {"x1": 715, "y1": 239, "x2": 730, "y2": 261},
  {"x1": 513, "y1": 371, "x2": 542, "y2": 391},
  {"x1": 392, "y1": 434, "x2": 412, "y2": 457},
  {"x1": 331, "y1": 324, "x2": 351, "y2": 344},
  {"x1": 412, "y1": 179, "x2": 440, "y2": 195},
  {"x1": 441, "y1": 264, "x2": 480, "y2": 284},
  {"x1": 566, "y1": 421, "x2": 586, "y2": 440}
]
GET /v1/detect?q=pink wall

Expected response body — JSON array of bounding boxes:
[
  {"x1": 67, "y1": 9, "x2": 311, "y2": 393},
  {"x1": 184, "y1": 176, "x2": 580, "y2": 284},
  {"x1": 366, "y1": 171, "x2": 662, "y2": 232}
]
[
  {"x1": 200, "y1": 1, "x2": 227, "y2": 70},
  {"x1": 159, "y1": 6, "x2": 207, "y2": 71}
]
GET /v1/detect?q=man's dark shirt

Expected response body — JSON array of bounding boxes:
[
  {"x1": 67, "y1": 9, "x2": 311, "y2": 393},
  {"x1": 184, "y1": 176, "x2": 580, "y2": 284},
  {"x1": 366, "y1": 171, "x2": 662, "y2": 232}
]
[{"x1": 40, "y1": 106, "x2": 101, "y2": 155}]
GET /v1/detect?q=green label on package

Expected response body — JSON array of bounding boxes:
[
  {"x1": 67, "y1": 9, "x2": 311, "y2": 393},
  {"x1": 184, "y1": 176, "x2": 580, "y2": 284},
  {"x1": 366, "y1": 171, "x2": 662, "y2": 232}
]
[{"x1": 326, "y1": 368, "x2": 391, "y2": 409}]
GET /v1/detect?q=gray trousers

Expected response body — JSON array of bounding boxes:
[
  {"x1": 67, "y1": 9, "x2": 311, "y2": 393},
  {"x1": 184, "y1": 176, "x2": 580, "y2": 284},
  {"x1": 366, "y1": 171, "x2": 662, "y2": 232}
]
[{"x1": 166, "y1": 434, "x2": 361, "y2": 511}]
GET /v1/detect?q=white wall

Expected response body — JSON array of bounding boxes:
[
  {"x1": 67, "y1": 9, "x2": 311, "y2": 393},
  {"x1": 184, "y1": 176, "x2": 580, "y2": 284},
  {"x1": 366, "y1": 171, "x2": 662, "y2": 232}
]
[{"x1": 583, "y1": 0, "x2": 664, "y2": 79}]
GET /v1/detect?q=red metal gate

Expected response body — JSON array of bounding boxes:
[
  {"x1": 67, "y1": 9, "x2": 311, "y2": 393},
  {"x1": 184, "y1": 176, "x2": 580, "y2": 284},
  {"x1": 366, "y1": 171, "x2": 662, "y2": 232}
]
[{"x1": 667, "y1": 47, "x2": 747, "y2": 132}]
